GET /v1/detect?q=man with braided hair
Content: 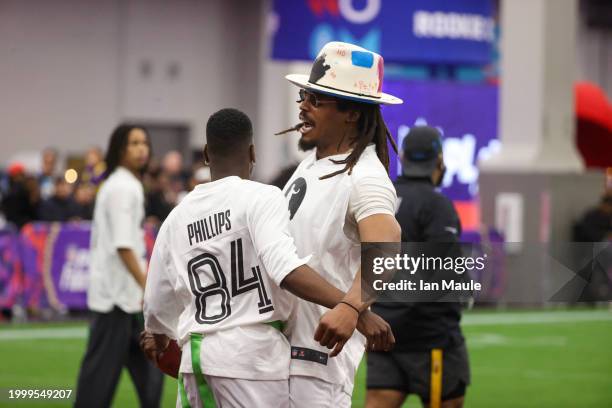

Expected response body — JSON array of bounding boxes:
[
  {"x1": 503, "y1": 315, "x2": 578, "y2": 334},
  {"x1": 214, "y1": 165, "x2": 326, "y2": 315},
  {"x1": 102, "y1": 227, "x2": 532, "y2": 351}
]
[
  {"x1": 143, "y1": 108, "x2": 396, "y2": 407},
  {"x1": 277, "y1": 42, "x2": 403, "y2": 407}
]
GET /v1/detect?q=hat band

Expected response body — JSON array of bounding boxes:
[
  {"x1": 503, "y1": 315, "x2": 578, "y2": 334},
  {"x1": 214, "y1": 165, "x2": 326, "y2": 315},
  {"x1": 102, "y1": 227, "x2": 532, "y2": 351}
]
[{"x1": 308, "y1": 81, "x2": 382, "y2": 100}]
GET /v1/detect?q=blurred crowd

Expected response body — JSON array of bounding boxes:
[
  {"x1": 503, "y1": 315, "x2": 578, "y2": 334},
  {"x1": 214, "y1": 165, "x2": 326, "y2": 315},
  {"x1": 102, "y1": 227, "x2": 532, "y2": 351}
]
[
  {"x1": 0, "y1": 147, "x2": 211, "y2": 230},
  {"x1": 2, "y1": 146, "x2": 610, "y2": 243}
]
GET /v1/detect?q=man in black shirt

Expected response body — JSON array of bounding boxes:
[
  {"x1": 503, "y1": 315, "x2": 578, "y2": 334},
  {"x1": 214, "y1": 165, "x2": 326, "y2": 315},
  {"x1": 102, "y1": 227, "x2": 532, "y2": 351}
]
[
  {"x1": 1, "y1": 164, "x2": 38, "y2": 229},
  {"x1": 37, "y1": 177, "x2": 80, "y2": 222},
  {"x1": 366, "y1": 126, "x2": 470, "y2": 408},
  {"x1": 574, "y1": 191, "x2": 612, "y2": 242}
]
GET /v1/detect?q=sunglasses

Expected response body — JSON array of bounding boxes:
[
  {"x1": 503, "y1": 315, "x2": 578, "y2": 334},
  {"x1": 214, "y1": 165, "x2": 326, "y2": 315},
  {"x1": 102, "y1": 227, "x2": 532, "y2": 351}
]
[{"x1": 297, "y1": 89, "x2": 338, "y2": 108}]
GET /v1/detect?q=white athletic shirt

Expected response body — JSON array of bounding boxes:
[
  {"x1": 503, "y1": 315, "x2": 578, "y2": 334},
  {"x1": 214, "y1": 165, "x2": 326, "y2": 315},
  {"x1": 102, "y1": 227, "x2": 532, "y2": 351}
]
[
  {"x1": 87, "y1": 166, "x2": 146, "y2": 314},
  {"x1": 144, "y1": 176, "x2": 309, "y2": 380},
  {"x1": 283, "y1": 144, "x2": 397, "y2": 395}
]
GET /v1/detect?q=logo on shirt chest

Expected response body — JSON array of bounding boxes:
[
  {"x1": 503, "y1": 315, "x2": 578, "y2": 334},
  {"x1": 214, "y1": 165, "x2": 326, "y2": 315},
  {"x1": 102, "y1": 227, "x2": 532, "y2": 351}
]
[{"x1": 284, "y1": 177, "x2": 307, "y2": 220}]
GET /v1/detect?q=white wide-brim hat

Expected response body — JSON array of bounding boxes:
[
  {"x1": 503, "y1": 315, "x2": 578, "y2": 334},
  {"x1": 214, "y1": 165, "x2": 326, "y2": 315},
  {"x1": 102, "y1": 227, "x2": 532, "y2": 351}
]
[{"x1": 286, "y1": 41, "x2": 403, "y2": 105}]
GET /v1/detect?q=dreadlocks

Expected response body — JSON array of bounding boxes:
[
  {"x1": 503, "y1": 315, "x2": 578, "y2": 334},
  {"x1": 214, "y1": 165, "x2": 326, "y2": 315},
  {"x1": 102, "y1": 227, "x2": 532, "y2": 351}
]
[
  {"x1": 276, "y1": 100, "x2": 397, "y2": 180},
  {"x1": 320, "y1": 100, "x2": 397, "y2": 179}
]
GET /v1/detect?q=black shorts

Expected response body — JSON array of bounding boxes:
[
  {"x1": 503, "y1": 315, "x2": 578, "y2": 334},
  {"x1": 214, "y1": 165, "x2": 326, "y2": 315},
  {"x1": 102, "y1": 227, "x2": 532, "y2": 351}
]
[{"x1": 366, "y1": 343, "x2": 470, "y2": 404}]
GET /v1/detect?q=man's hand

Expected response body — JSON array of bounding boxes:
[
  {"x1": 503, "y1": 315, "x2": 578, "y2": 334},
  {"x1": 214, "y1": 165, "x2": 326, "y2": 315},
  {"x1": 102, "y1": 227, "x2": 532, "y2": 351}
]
[
  {"x1": 140, "y1": 330, "x2": 181, "y2": 378},
  {"x1": 139, "y1": 330, "x2": 169, "y2": 363},
  {"x1": 314, "y1": 302, "x2": 360, "y2": 357},
  {"x1": 356, "y1": 310, "x2": 395, "y2": 352}
]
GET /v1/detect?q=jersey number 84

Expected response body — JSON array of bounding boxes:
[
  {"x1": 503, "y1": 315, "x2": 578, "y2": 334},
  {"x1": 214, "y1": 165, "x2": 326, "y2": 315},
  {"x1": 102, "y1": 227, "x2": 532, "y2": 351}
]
[{"x1": 187, "y1": 238, "x2": 273, "y2": 324}]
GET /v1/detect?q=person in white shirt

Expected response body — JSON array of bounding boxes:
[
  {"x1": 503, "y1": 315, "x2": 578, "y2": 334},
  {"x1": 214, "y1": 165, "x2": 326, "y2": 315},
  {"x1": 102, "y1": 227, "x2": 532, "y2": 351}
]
[
  {"x1": 75, "y1": 124, "x2": 163, "y2": 408},
  {"x1": 276, "y1": 41, "x2": 403, "y2": 407},
  {"x1": 143, "y1": 108, "x2": 393, "y2": 407}
]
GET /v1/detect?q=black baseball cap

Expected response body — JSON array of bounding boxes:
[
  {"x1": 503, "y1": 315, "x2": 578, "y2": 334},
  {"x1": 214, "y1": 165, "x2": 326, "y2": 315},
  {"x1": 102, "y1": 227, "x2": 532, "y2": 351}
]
[{"x1": 401, "y1": 126, "x2": 443, "y2": 177}]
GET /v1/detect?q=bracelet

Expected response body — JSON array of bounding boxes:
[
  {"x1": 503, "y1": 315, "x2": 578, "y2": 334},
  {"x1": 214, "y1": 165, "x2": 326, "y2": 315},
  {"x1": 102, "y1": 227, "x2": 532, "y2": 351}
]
[{"x1": 339, "y1": 301, "x2": 361, "y2": 315}]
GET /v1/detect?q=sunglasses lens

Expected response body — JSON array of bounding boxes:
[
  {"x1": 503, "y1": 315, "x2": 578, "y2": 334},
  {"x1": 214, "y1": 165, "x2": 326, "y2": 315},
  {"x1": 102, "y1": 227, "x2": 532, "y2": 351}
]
[
  {"x1": 310, "y1": 93, "x2": 318, "y2": 107},
  {"x1": 297, "y1": 89, "x2": 323, "y2": 107}
]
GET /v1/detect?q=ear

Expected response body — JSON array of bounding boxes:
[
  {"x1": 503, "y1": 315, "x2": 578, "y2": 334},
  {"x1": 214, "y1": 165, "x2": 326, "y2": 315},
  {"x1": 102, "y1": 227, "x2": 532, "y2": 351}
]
[
  {"x1": 203, "y1": 145, "x2": 210, "y2": 165},
  {"x1": 249, "y1": 144, "x2": 256, "y2": 164}
]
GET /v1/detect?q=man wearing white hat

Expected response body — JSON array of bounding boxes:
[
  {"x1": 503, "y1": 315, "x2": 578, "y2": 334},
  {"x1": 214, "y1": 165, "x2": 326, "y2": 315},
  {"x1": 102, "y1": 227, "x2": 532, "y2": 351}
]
[{"x1": 278, "y1": 41, "x2": 403, "y2": 407}]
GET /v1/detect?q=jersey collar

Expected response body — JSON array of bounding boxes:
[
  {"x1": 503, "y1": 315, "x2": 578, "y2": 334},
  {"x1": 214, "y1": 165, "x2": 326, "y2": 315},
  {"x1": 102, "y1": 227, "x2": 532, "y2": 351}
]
[{"x1": 309, "y1": 144, "x2": 376, "y2": 168}]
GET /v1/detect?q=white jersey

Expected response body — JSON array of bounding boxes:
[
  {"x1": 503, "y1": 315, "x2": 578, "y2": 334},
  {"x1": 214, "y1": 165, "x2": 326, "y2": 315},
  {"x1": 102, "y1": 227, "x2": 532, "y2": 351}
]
[
  {"x1": 88, "y1": 166, "x2": 146, "y2": 314},
  {"x1": 144, "y1": 176, "x2": 309, "y2": 380},
  {"x1": 283, "y1": 145, "x2": 397, "y2": 395}
]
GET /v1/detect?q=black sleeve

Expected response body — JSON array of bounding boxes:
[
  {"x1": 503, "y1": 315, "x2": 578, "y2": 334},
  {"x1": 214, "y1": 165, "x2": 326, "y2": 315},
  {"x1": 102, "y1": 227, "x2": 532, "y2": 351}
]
[
  {"x1": 421, "y1": 195, "x2": 461, "y2": 243},
  {"x1": 422, "y1": 196, "x2": 471, "y2": 300}
]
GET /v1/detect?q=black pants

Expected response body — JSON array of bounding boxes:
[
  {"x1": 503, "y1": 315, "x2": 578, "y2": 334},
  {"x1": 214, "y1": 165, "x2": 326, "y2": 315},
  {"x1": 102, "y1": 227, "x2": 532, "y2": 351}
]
[{"x1": 74, "y1": 307, "x2": 164, "y2": 408}]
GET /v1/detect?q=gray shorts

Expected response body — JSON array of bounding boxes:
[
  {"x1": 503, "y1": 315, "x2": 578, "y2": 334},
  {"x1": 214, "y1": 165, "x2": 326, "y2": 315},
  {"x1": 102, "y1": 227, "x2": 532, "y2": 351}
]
[{"x1": 366, "y1": 343, "x2": 470, "y2": 403}]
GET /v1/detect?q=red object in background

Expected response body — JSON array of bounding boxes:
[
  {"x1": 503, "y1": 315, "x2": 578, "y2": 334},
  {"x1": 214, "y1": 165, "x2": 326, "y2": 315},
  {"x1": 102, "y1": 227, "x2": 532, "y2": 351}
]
[
  {"x1": 308, "y1": 0, "x2": 339, "y2": 17},
  {"x1": 454, "y1": 200, "x2": 480, "y2": 232},
  {"x1": 576, "y1": 82, "x2": 612, "y2": 130},
  {"x1": 7, "y1": 162, "x2": 25, "y2": 177},
  {"x1": 575, "y1": 81, "x2": 612, "y2": 168}
]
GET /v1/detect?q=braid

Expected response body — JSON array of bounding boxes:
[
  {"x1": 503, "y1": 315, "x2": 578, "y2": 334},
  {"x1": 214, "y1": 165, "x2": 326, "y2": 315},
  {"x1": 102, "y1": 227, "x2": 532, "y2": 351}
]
[
  {"x1": 275, "y1": 123, "x2": 303, "y2": 136},
  {"x1": 320, "y1": 104, "x2": 397, "y2": 180}
]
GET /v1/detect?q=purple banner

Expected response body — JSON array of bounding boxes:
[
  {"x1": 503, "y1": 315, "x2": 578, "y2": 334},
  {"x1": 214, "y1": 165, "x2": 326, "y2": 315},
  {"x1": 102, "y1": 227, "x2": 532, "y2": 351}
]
[
  {"x1": 271, "y1": 0, "x2": 495, "y2": 64},
  {"x1": 0, "y1": 222, "x2": 505, "y2": 310},
  {"x1": 19, "y1": 223, "x2": 50, "y2": 309},
  {"x1": 382, "y1": 80, "x2": 499, "y2": 201},
  {"x1": 0, "y1": 228, "x2": 21, "y2": 309},
  {"x1": 49, "y1": 223, "x2": 92, "y2": 309},
  {"x1": 1, "y1": 222, "x2": 159, "y2": 311}
]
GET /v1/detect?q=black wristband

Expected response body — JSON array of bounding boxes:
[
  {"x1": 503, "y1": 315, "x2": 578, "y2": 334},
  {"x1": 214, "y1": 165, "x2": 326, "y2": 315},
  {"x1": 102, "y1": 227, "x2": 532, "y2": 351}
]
[{"x1": 339, "y1": 301, "x2": 361, "y2": 315}]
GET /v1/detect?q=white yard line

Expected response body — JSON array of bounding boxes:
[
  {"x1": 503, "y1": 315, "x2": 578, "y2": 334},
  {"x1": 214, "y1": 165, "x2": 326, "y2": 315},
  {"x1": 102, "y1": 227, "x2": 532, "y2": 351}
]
[
  {"x1": 462, "y1": 310, "x2": 612, "y2": 325},
  {"x1": 0, "y1": 327, "x2": 87, "y2": 341},
  {"x1": 0, "y1": 310, "x2": 610, "y2": 341}
]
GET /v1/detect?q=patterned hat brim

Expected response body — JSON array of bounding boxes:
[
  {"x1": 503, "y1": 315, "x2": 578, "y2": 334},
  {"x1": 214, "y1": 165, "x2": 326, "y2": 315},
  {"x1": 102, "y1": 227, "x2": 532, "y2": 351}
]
[{"x1": 286, "y1": 74, "x2": 403, "y2": 105}]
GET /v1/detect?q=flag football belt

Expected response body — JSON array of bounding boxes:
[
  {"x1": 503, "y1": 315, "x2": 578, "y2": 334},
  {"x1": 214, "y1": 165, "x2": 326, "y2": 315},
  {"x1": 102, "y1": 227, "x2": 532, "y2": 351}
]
[
  {"x1": 430, "y1": 348, "x2": 443, "y2": 408},
  {"x1": 178, "y1": 321, "x2": 285, "y2": 408}
]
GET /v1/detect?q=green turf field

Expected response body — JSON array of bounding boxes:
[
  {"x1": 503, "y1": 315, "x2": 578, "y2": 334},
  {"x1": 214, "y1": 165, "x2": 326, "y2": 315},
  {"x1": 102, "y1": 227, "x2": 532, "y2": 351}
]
[{"x1": 0, "y1": 308, "x2": 611, "y2": 407}]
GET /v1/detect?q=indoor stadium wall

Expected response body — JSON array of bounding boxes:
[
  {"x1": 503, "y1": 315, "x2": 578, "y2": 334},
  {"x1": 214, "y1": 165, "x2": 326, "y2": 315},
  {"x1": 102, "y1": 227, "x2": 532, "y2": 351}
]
[{"x1": 0, "y1": 0, "x2": 264, "y2": 168}]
